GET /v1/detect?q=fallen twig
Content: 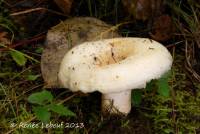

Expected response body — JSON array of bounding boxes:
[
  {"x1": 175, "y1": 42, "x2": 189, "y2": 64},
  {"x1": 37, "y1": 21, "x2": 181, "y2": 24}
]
[
  {"x1": 10, "y1": 7, "x2": 70, "y2": 17},
  {"x1": 166, "y1": 40, "x2": 184, "y2": 48},
  {"x1": 0, "y1": 33, "x2": 46, "y2": 51},
  {"x1": 185, "y1": 40, "x2": 200, "y2": 82}
]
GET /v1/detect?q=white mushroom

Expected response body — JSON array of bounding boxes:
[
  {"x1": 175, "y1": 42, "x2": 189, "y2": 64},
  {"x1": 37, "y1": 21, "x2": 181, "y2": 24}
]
[{"x1": 58, "y1": 37, "x2": 173, "y2": 114}]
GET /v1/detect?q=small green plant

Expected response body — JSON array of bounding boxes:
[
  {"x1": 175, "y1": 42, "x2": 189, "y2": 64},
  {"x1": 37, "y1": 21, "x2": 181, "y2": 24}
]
[
  {"x1": 131, "y1": 90, "x2": 142, "y2": 107},
  {"x1": 132, "y1": 71, "x2": 171, "y2": 106},
  {"x1": 28, "y1": 90, "x2": 76, "y2": 123},
  {"x1": 9, "y1": 50, "x2": 27, "y2": 66},
  {"x1": 0, "y1": 43, "x2": 39, "y2": 67},
  {"x1": 0, "y1": 1, "x2": 16, "y2": 38},
  {"x1": 26, "y1": 74, "x2": 40, "y2": 81}
]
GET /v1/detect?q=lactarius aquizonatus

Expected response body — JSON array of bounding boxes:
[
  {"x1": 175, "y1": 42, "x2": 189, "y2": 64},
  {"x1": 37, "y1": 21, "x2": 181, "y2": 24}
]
[{"x1": 58, "y1": 38, "x2": 173, "y2": 115}]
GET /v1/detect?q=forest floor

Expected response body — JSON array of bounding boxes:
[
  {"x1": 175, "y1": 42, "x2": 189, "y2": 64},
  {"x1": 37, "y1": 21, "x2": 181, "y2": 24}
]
[{"x1": 0, "y1": 0, "x2": 200, "y2": 134}]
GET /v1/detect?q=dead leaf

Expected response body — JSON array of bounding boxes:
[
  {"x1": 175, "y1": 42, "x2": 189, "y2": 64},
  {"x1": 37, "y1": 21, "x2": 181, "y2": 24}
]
[
  {"x1": 54, "y1": 0, "x2": 73, "y2": 14},
  {"x1": 122, "y1": 0, "x2": 163, "y2": 21},
  {"x1": 149, "y1": 15, "x2": 174, "y2": 41},
  {"x1": 0, "y1": 32, "x2": 11, "y2": 45}
]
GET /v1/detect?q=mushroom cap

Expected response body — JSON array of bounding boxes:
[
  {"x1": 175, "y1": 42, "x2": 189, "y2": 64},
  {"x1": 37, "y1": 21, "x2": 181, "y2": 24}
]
[{"x1": 58, "y1": 37, "x2": 172, "y2": 94}]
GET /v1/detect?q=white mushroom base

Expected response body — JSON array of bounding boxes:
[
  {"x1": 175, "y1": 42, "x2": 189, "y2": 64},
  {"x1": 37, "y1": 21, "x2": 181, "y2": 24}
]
[{"x1": 101, "y1": 90, "x2": 131, "y2": 114}]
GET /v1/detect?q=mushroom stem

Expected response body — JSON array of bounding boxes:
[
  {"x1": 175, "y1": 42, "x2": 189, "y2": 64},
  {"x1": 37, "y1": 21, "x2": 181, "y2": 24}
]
[{"x1": 101, "y1": 90, "x2": 131, "y2": 114}]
